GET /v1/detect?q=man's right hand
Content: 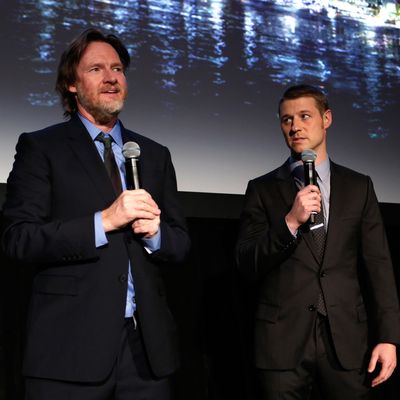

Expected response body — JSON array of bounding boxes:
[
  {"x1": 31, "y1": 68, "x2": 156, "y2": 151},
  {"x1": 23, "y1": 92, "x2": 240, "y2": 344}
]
[
  {"x1": 101, "y1": 189, "x2": 161, "y2": 233},
  {"x1": 285, "y1": 184, "x2": 321, "y2": 234}
]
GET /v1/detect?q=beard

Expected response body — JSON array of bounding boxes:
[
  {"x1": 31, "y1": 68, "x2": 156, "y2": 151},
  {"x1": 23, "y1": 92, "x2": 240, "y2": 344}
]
[{"x1": 76, "y1": 89, "x2": 126, "y2": 125}]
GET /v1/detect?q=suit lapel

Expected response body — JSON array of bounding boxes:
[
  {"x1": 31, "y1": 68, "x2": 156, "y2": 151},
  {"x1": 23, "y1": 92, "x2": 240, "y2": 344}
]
[
  {"x1": 275, "y1": 162, "x2": 297, "y2": 211},
  {"x1": 66, "y1": 115, "x2": 116, "y2": 203},
  {"x1": 322, "y1": 162, "x2": 344, "y2": 266}
]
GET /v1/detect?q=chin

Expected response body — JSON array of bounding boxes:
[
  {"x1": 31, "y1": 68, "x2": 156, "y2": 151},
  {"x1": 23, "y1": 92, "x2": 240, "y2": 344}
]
[
  {"x1": 103, "y1": 101, "x2": 124, "y2": 115},
  {"x1": 290, "y1": 146, "x2": 305, "y2": 154}
]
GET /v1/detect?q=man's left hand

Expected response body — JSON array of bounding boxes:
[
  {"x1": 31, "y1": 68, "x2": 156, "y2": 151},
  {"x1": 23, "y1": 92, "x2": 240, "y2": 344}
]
[
  {"x1": 368, "y1": 342, "x2": 397, "y2": 387},
  {"x1": 132, "y1": 215, "x2": 160, "y2": 238}
]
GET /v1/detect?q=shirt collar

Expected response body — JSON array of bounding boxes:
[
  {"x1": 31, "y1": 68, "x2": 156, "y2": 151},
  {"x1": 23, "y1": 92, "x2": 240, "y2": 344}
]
[
  {"x1": 315, "y1": 157, "x2": 330, "y2": 183},
  {"x1": 78, "y1": 113, "x2": 123, "y2": 148}
]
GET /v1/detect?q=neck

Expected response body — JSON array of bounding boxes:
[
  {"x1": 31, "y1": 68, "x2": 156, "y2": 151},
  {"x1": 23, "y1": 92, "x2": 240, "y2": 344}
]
[
  {"x1": 315, "y1": 152, "x2": 327, "y2": 166},
  {"x1": 92, "y1": 119, "x2": 117, "y2": 133},
  {"x1": 77, "y1": 107, "x2": 118, "y2": 133}
]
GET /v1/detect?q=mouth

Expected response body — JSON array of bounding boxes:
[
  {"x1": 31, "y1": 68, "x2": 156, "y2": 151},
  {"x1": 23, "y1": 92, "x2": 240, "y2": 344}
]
[
  {"x1": 101, "y1": 87, "x2": 120, "y2": 95},
  {"x1": 291, "y1": 136, "x2": 306, "y2": 142}
]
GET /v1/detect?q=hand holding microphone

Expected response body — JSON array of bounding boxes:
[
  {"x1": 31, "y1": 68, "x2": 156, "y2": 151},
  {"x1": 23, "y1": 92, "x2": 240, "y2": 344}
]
[
  {"x1": 285, "y1": 149, "x2": 321, "y2": 233},
  {"x1": 123, "y1": 141, "x2": 160, "y2": 238},
  {"x1": 101, "y1": 142, "x2": 160, "y2": 235}
]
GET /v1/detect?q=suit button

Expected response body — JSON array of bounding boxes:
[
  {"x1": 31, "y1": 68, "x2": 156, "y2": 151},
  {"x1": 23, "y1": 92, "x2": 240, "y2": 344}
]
[
  {"x1": 320, "y1": 271, "x2": 326, "y2": 277},
  {"x1": 119, "y1": 274, "x2": 127, "y2": 283},
  {"x1": 308, "y1": 305, "x2": 316, "y2": 312}
]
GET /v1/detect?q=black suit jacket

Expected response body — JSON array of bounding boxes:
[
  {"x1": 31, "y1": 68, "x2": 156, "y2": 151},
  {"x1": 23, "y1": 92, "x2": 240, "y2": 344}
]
[
  {"x1": 236, "y1": 160, "x2": 400, "y2": 370},
  {"x1": 1, "y1": 115, "x2": 190, "y2": 382}
]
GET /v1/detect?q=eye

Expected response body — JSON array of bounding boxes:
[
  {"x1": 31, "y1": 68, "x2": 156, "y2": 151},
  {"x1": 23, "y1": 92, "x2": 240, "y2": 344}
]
[
  {"x1": 89, "y1": 66, "x2": 100, "y2": 72},
  {"x1": 281, "y1": 117, "x2": 292, "y2": 124},
  {"x1": 301, "y1": 114, "x2": 311, "y2": 120},
  {"x1": 112, "y1": 66, "x2": 123, "y2": 72}
]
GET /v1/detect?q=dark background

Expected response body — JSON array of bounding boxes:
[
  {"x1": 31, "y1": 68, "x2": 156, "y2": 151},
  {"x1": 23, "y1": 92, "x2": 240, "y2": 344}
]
[{"x1": 1, "y1": 186, "x2": 399, "y2": 400}]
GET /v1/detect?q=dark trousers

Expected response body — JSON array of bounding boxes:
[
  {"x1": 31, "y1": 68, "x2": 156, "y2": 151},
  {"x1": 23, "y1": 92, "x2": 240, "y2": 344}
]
[
  {"x1": 257, "y1": 314, "x2": 372, "y2": 400},
  {"x1": 24, "y1": 318, "x2": 171, "y2": 400}
]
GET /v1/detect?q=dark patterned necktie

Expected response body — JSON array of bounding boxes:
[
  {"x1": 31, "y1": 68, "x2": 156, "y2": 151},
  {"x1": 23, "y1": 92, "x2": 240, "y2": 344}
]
[
  {"x1": 311, "y1": 202, "x2": 327, "y2": 316},
  {"x1": 311, "y1": 202, "x2": 326, "y2": 262},
  {"x1": 96, "y1": 133, "x2": 122, "y2": 195}
]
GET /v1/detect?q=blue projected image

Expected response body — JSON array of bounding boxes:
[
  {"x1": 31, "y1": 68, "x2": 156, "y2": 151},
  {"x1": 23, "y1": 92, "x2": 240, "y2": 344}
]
[{"x1": 1, "y1": 0, "x2": 399, "y2": 202}]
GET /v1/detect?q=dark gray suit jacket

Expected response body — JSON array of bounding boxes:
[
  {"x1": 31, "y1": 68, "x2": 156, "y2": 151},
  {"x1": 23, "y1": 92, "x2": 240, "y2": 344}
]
[
  {"x1": 1, "y1": 115, "x2": 190, "y2": 382},
  {"x1": 236, "y1": 160, "x2": 400, "y2": 370}
]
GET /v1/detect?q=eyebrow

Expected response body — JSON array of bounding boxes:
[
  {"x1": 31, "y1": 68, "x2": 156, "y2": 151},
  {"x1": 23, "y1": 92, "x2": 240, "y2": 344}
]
[
  {"x1": 281, "y1": 109, "x2": 313, "y2": 116},
  {"x1": 85, "y1": 60, "x2": 123, "y2": 68}
]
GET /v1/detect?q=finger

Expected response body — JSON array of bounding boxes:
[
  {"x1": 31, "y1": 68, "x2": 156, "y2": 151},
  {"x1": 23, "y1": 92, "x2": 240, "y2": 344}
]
[
  {"x1": 132, "y1": 220, "x2": 159, "y2": 237},
  {"x1": 371, "y1": 368, "x2": 391, "y2": 387},
  {"x1": 131, "y1": 190, "x2": 159, "y2": 208},
  {"x1": 304, "y1": 184, "x2": 320, "y2": 194},
  {"x1": 131, "y1": 210, "x2": 160, "y2": 221},
  {"x1": 368, "y1": 352, "x2": 378, "y2": 373},
  {"x1": 131, "y1": 203, "x2": 160, "y2": 216},
  {"x1": 121, "y1": 195, "x2": 160, "y2": 215},
  {"x1": 370, "y1": 358, "x2": 395, "y2": 387},
  {"x1": 381, "y1": 358, "x2": 395, "y2": 378}
]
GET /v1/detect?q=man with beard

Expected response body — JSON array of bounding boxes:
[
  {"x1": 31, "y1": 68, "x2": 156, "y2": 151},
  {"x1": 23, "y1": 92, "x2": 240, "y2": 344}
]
[
  {"x1": 236, "y1": 84, "x2": 400, "y2": 399},
  {"x1": 1, "y1": 29, "x2": 190, "y2": 400}
]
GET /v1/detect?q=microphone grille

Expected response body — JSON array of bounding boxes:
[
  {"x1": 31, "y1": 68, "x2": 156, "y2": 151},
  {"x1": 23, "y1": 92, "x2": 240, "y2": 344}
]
[
  {"x1": 122, "y1": 141, "x2": 141, "y2": 159},
  {"x1": 301, "y1": 149, "x2": 316, "y2": 162}
]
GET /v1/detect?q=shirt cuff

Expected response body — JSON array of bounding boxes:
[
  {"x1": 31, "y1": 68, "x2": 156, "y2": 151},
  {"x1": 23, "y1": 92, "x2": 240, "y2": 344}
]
[
  {"x1": 142, "y1": 230, "x2": 161, "y2": 254},
  {"x1": 284, "y1": 217, "x2": 298, "y2": 238},
  {"x1": 94, "y1": 212, "x2": 108, "y2": 247}
]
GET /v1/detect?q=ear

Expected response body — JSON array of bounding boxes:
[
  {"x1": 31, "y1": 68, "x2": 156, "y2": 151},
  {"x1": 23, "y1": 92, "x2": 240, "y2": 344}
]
[
  {"x1": 68, "y1": 83, "x2": 77, "y2": 94},
  {"x1": 323, "y1": 109, "x2": 332, "y2": 129}
]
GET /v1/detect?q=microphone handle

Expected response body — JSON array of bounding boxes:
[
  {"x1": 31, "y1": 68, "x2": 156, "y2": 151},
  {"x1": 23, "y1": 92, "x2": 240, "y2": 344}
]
[
  {"x1": 125, "y1": 158, "x2": 141, "y2": 190},
  {"x1": 304, "y1": 160, "x2": 317, "y2": 224},
  {"x1": 303, "y1": 160, "x2": 315, "y2": 186}
]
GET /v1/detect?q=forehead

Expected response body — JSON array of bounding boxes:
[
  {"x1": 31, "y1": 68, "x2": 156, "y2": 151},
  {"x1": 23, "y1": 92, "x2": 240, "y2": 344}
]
[
  {"x1": 279, "y1": 96, "x2": 319, "y2": 116},
  {"x1": 78, "y1": 41, "x2": 121, "y2": 66}
]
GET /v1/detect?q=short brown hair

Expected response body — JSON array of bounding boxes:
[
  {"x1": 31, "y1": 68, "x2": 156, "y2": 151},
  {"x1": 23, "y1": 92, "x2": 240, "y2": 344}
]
[
  {"x1": 56, "y1": 28, "x2": 130, "y2": 117},
  {"x1": 278, "y1": 84, "x2": 329, "y2": 116}
]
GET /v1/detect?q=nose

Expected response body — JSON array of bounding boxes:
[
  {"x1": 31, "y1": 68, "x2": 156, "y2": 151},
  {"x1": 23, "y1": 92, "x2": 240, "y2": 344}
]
[
  {"x1": 289, "y1": 117, "x2": 300, "y2": 136},
  {"x1": 103, "y1": 69, "x2": 118, "y2": 84}
]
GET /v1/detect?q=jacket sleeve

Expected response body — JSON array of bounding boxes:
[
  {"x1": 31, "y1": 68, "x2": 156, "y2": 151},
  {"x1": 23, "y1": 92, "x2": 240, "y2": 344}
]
[
  {"x1": 147, "y1": 146, "x2": 190, "y2": 265},
  {"x1": 1, "y1": 133, "x2": 98, "y2": 265},
  {"x1": 360, "y1": 176, "x2": 400, "y2": 344},
  {"x1": 235, "y1": 179, "x2": 298, "y2": 280}
]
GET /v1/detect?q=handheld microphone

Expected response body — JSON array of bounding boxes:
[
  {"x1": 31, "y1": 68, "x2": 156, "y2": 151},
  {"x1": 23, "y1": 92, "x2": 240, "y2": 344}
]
[
  {"x1": 122, "y1": 141, "x2": 141, "y2": 190},
  {"x1": 301, "y1": 149, "x2": 317, "y2": 224}
]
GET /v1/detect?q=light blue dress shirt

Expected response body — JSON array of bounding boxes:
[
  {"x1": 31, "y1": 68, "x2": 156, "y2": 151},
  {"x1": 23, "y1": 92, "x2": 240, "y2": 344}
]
[{"x1": 78, "y1": 114, "x2": 161, "y2": 317}]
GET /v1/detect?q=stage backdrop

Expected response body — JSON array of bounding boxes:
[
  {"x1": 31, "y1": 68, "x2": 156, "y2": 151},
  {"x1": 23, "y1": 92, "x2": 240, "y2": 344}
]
[{"x1": 1, "y1": 0, "x2": 400, "y2": 203}]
